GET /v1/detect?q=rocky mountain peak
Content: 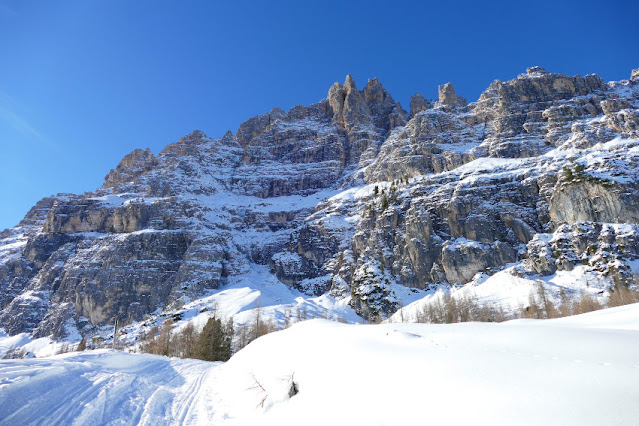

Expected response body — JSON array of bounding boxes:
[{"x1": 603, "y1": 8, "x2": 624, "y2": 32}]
[
  {"x1": 362, "y1": 78, "x2": 388, "y2": 106},
  {"x1": 362, "y1": 77, "x2": 406, "y2": 131},
  {"x1": 179, "y1": 129, "x2": 209, "y2": 143},
  {"x1": 327, "y1": 75, "x2": 372, "y2": 132},
  {"x1": 526, "y1": 66, "x2": 550, "y2": 76},
  {"x1": 327, "y1": 75, "x2": 407, "y2": 134},
  {"x1": 437, "y1": 82, "x2": 456, "y2": 104},
  {"x1": 436, "y1": 82, "x2": 467, "y2": 107},
  {"x1": 159, "y1": 129, "x2": 214, "y2": 158},
  {"x1": 219, "y1": 130, "x2": 235, "y2": 143},
  {"x1": 409, "y1": 93, "x2": 430, "y2": 117},
  {"x1": 235, "y1": 108, "x2": 285, "y2": 147},
  {"x1": 103, "y1": 147, "x2": 156, "y2": 189},
  {"x1": 344, "y1": 74, "x2": 357, "y2": 91}
]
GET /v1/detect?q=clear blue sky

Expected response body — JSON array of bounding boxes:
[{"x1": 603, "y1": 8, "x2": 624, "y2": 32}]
[{"x1": 1, "y1": 0, "x2": 638, "y2": 230}]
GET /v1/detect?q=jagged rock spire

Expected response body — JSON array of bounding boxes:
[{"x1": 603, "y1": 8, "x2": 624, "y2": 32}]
[
  {"x1": 327, "y1": 75, "x2": 407, "y2": 133},
  {"x1": 409, "y1": 93, "x2": 430, "y2": 117},
  {"x1": 327, "y1": 75, "x2": 372, "y2": 132},
  {"x1": 344, "y1": 74, "x2": 357, "y2": 91},
  {"x1": 436, "y1": 82, "x2": 467, "y2": 107}
]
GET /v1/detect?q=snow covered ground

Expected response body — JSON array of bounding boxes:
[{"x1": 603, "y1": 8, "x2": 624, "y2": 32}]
[{"x1": 1, "y1": 303, "x2": 638, "y2": 425}]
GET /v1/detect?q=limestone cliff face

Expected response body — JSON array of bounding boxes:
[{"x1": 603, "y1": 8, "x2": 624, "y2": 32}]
[{"x1": 1, "y1": 67, "x2": 639, "y2": 335}]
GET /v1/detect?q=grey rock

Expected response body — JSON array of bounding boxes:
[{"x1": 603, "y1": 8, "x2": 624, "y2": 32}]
[
  {"x1": 527, "y1": 223, "x2": 639, "y2": 284},
  {"x1": 409, "y1": 93, "x2": 431, "y2": 117},
  {"x1": 526, "y1": 66, "x2": 550, "y2": 76},
  {"x1": 103, "y1": 148, "x2": 156, "y2": 189},
  {"x1": 473, "y1": 70, "x2": 609, "y2": 158},
  {"x1": 441, "y1": 239, "x2": 516, "y2": 284},
  {"x1": 549, "y1": 175, "x2": 639, "y2": 226},
  {"x1": 436, "y1": 82, "x2": 467, "y2": 107},
  {"x1": 327, "y1": 75, "x2": 372, "y2": 133}
]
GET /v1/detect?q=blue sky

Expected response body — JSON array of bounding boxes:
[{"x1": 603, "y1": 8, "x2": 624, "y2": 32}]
[{"x1": 1, "y1": 0, "x2": 638, "y2": 230}]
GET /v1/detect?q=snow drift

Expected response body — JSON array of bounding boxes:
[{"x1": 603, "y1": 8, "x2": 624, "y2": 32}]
[{"x1": 1, "y1": 303, "x2": 639, "y2": 425}]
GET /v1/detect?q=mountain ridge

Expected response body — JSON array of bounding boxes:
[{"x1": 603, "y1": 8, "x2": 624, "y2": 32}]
[{"x1": 1, "y1": 66, "x2": 638, "y2": 344}]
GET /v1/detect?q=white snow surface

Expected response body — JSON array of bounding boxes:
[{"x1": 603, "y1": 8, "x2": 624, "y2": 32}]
[{"x1": 2, "y1": 303, "x2": 639, "y2": 425}]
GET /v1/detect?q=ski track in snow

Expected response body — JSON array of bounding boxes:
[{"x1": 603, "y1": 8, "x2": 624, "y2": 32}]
[{"x1": 0, "y1": 351, "x2": 217, "y2": 426}]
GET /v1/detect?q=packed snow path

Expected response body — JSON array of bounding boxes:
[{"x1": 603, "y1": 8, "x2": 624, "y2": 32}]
[
  {"x1": 2, "y1": 303, "x2": 639, "y2": 425},
  {"x1": 0, "y1": 351, "x2": 220, "y2": 425}
]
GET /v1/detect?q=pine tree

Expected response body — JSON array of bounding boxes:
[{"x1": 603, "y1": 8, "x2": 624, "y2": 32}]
[
  {"x1": 224, "y1": 317, "x2": 234, "y2": 357},
  {"x1": 196, "y1": 315, "x2": 233, "y2": 361},
  {"x1": 381, "y1": 194, "x2": 389, "y2": 211}
]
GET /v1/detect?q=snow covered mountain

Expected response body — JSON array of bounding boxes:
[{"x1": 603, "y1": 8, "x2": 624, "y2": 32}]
[{"x1": 1, "y1": 66, "x2": 639, "y2": 349}]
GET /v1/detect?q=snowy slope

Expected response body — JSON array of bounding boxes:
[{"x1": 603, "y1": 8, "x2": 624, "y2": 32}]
[
  {"x1": 2, "y1": 303, "x2": 639, "y2": 425},
  {"x1": 0, "y1": 350, "x2": 217, "y2": 425}
]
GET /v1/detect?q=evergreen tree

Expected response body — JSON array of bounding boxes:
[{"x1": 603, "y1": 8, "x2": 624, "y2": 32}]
[
  {"x1": 381, "y1": 194, "x2": 389, "y2": 211},
  {"x1": 196, "y1": 315, "x2": 233, "y2": 361}
]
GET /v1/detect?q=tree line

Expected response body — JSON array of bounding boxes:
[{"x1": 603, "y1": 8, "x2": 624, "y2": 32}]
[
  {"x1": 402, "y1": 281, "x2": 639, "y2": 324},
  {"x1": 136, "y1": 303, "x2": 329, "y2": 361}
]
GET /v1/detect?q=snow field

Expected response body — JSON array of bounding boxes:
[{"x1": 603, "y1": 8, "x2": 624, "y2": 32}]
[
  {"x1": 2, "y1": 303, "x2": 639, "y2": 425},
  {"x1": 202, "y1": 310, "x2": 639, "y2": 425},
  {"x1": 0, "y1": 350, "x2": 217, "y2": 425}
]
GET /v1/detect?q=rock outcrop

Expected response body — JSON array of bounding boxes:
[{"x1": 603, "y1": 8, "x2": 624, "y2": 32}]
[
  {"x1": 409, "y1": 93, "x2": 430, "y2": 117},
  {"x1": 436, "y1": 82, "x2": 467, "y2": 108},
  {"x1": 527, "y1": 223, "x2": 639, "y2": 284}
]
